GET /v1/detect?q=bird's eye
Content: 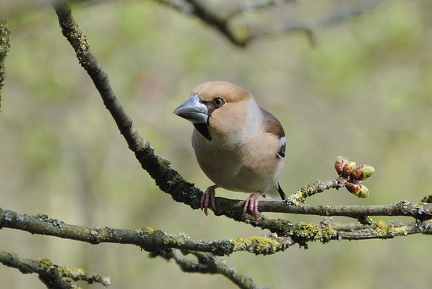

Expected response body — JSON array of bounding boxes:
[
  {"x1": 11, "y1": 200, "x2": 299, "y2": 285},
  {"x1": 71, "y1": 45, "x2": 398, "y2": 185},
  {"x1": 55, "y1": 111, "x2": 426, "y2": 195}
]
[{"x1": 213, "y1": 97, "x2": 225, "y2": 108}]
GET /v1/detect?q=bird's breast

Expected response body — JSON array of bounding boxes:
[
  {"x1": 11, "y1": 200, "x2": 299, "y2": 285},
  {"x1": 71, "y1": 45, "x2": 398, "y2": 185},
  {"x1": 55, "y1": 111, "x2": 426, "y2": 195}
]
[{"x1": 191, "y1": 130, "x2": 284, "y2": 194}]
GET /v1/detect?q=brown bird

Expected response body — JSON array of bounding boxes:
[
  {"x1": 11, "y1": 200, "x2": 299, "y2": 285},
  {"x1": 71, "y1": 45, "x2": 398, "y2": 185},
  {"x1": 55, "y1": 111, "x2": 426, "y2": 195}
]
[{"x1": 174, "y1": 81, "x2": 286, "y2": 219}]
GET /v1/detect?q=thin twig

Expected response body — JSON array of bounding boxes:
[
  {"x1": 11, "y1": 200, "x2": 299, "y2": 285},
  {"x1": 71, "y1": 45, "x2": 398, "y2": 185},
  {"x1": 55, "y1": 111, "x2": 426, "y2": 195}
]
[{"x1": 158, "y1": 250, "x2": 267, "y2": 289}]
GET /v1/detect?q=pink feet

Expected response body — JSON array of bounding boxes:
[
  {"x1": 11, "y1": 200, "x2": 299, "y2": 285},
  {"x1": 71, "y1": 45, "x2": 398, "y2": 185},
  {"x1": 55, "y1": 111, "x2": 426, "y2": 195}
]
[
  {"x1": 200, "y1": 185, "x2": 218, "y2": 215},
  {"x1": 200, "y1": 186, "x2": 261, "y2": 219},
  {"x1": 243, "y1": 192, "x2": 261, "y2": 219}
]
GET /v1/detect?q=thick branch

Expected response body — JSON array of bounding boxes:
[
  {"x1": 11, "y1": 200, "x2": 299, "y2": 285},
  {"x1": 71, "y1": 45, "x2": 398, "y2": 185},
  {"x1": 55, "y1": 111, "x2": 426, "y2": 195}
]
[
  {"x1": 0, "y1": 208, "x2": 296, "y2": 255},
  {"x1": 1, "y1": 207, "x2": 431, "y2": 253}
]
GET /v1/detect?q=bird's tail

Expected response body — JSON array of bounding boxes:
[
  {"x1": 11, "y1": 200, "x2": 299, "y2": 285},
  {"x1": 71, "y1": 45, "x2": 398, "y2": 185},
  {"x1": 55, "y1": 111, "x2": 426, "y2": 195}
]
[{"x1": 263, "y1": 183, "x2": 287, "y2": 200}]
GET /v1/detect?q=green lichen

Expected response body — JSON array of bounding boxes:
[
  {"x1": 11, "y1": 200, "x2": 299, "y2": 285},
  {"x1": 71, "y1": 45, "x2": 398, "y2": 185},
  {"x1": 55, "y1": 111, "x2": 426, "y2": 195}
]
[
  {"x1": 285, "y1": 191, "x2": 305, "y2": 205},
  {"x1": 373, "y1": 220, "x2": 389, "y2": 237},
  {"x1": 392, "y1": 225, "x2": 409, "y2": 236},
  {"x1": 38, "y1": 258, "x2": 54, "y2": 267},
  {"x1": 293, "y1": 222, "x2": 338, "y2": 245},
  {"x1": 168, "y1": 233, "x2": 187, "y2": 246},
  {"x1": 144, "y1": 227, "x2": 155, "y2": 234},
  {"x1": 37, "y1": 258, "x2": 111, "y2": 286},
  {"x1": 373, "y1": 220, "x2": 409, "y2": 238},
  {"x1": 153, "y1": 230, "x2": 186, "y2": 246},
  {"x1": 232, "y1": 236, "x2": 282, "y2": 255}
]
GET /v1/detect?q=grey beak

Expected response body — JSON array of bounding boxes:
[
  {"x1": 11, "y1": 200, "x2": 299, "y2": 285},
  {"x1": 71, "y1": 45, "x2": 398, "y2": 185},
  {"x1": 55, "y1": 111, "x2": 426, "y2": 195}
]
[{"x1": 173, "y1": 95, "x2": 209, "y2": 124}]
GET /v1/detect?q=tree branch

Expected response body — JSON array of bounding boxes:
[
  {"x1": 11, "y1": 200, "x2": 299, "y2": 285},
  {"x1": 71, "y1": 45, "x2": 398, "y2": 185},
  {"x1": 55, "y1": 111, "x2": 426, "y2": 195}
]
[
  {"x1": 0, "y1": 208, "x2": 296, "y2": 255},
  {"x1": 1, "y1": 206, "x2": 431, "y2": 252},
  {"x1": 243, "y1": 0, "x2": 386, "y2": 46},
  {"x1": 2, "y1": 205, "x2": 430, "y2": 287},
  {"x1": 0, "y1": 249, "x2": 110, "y2": 288},
  {"x1": 0, "y1": 16, "x2": 10, "y2": 111},
  {"x1": 157, "y1": 250, "x2": 267, "y2": 289},
  {"x1": 154, "y1": 0, "x2": 386, "y2": 47}
]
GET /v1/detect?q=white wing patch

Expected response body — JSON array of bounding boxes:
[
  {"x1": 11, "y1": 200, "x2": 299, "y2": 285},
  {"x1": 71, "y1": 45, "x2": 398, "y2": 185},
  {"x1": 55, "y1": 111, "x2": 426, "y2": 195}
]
[{"x1": 277, "y1": 136, "x2": 286, "y2": 159}]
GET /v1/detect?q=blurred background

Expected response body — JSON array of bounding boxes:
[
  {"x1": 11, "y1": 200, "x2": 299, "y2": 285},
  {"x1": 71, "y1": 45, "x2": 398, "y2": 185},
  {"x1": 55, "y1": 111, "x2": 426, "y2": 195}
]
[{"x1": 1, "y1": 0, "x2": 432, "y2": 288}]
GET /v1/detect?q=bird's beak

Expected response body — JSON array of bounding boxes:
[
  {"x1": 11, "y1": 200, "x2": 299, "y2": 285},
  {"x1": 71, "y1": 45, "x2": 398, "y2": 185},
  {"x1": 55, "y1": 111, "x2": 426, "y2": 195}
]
[{"x1": 173, "y1": 94, "x2": 208, "y2": 124}]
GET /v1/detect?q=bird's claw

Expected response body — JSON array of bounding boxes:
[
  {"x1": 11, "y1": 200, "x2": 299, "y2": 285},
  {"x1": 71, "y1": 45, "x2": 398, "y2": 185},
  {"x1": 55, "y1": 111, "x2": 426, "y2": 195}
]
[
  {"x1": 200, "y1": 185, "x2": 218, "y2": 215},
  {"x1": 243, "y1": 192, "x2": 261, "y2": 219}
]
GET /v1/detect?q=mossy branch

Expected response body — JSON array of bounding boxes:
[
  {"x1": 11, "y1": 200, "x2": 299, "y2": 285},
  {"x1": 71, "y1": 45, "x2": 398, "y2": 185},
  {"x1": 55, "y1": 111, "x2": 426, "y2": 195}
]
[
  {"x1": 1, "y1": 205, "x2": 430, "y2": 288},
  {"x1": 1, "y1": 206, "x2": 431, "y2": 252},
  {"x1": 0, "y1": 249, "x2": 110, "y2": 288},
  {"x1": 0, "y1": 208, "x2": 296, "y2": 256},
  {"x1": 0, "y1": 17, "x2": 11, "y2": 111}
]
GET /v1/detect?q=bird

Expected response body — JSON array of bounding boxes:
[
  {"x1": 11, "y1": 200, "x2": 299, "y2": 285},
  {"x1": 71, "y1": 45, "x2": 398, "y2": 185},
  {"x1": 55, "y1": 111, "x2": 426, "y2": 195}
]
[{"x1": 173, "y1": 81, "x2": 286, "y2": 219}]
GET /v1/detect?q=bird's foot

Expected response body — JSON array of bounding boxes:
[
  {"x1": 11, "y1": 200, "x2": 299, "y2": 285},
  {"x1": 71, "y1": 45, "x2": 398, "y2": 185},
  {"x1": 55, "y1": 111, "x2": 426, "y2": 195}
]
[
  {"x1": 243, "y1": 192, "x2": 261, "y2": 219},
  {"x1": 200, "y1": 185, "x2": 218, "y2": 215}
]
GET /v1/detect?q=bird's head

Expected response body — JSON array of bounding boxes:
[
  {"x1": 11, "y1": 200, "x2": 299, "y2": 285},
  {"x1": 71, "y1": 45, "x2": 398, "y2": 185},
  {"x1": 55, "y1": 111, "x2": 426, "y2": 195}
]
[{"x1": 174, "y1": 81, "x2": 261, "y2": 142}]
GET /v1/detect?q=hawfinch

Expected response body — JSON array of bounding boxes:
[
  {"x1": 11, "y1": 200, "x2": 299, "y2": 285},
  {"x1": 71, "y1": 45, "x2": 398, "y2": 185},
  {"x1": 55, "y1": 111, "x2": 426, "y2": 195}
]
[{"x1": 173, "y1": 81, "x2": 286, "y2": 219}]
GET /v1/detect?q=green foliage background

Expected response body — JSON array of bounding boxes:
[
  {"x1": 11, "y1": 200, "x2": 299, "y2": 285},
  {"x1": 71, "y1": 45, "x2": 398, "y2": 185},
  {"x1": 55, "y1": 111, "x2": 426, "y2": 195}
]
[{"x1": 1, "y1": 1, "x2": 432, "y2": 288}]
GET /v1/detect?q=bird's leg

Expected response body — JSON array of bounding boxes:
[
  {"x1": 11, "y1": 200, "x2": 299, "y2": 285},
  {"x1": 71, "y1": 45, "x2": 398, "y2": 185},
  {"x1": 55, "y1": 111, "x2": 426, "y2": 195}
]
[
  {"x1": 243, "y1": 192, "x2": 261, "y2": 219},
  {"x1": 200, "y1": 185, "x2": 218, "y2": 215}
]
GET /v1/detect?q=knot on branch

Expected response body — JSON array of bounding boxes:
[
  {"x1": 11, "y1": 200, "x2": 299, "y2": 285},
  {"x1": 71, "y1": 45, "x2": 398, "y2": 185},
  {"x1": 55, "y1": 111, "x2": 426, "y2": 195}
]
[{"x1": 395, "y1": 200, "x2": 432, "y2": 220}]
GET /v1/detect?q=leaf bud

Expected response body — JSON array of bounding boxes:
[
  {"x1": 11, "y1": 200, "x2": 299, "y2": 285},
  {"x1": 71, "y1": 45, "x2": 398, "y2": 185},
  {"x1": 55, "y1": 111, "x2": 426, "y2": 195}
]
[
  {"x1": 341, "y1": 161, "x2": 356, "y2": 178},
  {"x1": 334, "y1": 156, "x2": 349, "y2": 175},
  {"x1": 346, "y1": 183, "x2": 369, "y2": 198}
]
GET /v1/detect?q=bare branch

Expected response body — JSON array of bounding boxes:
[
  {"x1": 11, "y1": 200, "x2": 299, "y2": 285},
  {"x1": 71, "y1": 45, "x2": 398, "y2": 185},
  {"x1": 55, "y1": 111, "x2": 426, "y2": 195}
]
[
  {"x1": 183, "y1": 0, "x2": 245, "y2": 46},
  {"x1": 228, "y1": 0, "x2": 296, "y2": 17},
  {"x1": 244, "y1": 0, "x2": 386, "y2": 46},
  {"x1": 154, "y1": 0, "x2": 386, "y2": 47}
]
